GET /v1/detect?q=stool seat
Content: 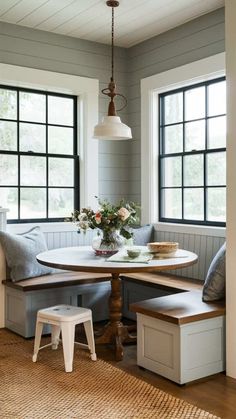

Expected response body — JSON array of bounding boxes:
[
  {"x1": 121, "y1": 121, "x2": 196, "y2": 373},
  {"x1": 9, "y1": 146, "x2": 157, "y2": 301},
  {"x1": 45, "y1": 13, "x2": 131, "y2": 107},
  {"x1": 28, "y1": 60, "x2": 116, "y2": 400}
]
[
  {"x1": 32, "y1": 304, "x2": 97, "y2": 372},
  {"x1": 38, "y1": 305, "x2": 91, "y2": 322}
]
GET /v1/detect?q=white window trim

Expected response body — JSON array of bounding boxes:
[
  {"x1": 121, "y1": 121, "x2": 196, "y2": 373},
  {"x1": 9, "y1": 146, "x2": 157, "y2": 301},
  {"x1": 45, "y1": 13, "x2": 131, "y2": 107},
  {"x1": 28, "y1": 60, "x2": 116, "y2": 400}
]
[
  {"x1": 0, "y1": 63, "x2": 99, "y2": 232},
  {"x1": 141, "y1": 52, "x2": 226, "y2": 236}
]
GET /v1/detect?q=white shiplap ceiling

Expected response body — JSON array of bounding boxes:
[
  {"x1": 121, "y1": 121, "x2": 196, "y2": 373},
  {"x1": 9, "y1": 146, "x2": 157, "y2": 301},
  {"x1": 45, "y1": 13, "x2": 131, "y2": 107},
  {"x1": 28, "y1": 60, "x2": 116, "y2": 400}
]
[{"x1": 0, "y1": 0, "x2": 224, "y2": 48}]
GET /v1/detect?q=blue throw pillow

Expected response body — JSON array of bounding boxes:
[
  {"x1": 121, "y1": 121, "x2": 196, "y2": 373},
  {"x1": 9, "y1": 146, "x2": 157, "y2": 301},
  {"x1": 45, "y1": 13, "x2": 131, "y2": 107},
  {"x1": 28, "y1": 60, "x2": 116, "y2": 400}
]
[
  {"x1": 202, "y1": 242, "x2": 226, "y2": 302},
  {"x1": 132, "y1": 224, "x2": 154, "y2": 246},
  {"x1": 0, "y1": 226, "x2": 53, "y2": 282}
]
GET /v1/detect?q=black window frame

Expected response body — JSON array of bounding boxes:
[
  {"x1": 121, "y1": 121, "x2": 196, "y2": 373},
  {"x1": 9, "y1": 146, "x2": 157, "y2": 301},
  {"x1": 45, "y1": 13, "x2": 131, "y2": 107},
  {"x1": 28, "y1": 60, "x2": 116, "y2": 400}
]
[
  {"x1": 159, "y1": 76, "x2": 226, "y2": 227},
  {"x1": 0, "y1": 84, "x2": 79, "y2": 224}
]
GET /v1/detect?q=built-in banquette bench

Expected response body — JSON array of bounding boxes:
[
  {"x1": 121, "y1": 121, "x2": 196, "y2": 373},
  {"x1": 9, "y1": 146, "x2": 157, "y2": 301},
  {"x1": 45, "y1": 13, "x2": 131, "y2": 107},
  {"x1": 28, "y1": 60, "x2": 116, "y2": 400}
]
[
  {"x1": 2, "y1": 269, "x2": 199, "y2": 338},
  {"x1": 122, "y1": 272, "x2": 203, "y2": 320},
  {"x1": 128, "y1": 272, "x2": 225, "y2": 384},
  {"x1": 1, "y1": 224, "x2": 155, "y2": 338},
  {"x1": 1, "y1": 221, "x2": 225, "y2": 364},
  {"x1": 3, "y1": 271, "x2": 111, "y2": 338}
]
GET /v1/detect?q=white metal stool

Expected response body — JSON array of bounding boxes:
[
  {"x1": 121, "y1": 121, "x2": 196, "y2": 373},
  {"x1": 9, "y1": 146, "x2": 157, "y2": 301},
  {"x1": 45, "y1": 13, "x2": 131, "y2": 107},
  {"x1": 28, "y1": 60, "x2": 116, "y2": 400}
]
[{"x1": 32, "y1": 304, "x2": 97, "y2": 372}]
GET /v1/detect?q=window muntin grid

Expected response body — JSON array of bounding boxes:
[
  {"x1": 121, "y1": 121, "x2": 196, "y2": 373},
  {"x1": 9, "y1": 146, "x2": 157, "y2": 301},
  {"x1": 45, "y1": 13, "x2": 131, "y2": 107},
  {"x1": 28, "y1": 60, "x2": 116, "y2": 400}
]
[
  {"x1": 159, "y1": 77, "x2": 226, "y2": 226},
  {"x1": 0, "y1": 85, "x2": 79, "y2": 222}
]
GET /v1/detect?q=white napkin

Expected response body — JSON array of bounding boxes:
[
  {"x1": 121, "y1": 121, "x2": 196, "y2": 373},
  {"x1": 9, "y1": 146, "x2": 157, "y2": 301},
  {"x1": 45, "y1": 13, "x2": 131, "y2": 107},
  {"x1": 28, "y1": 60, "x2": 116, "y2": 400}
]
[{"x1": 107, "y1": 252, "x2": 152, "y2": 264}]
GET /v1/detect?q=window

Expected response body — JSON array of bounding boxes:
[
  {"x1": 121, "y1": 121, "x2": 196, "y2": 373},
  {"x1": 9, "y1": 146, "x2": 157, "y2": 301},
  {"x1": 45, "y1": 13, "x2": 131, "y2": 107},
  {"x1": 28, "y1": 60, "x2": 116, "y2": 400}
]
[
  {"x1": 159, "y1": 77, "x2": 226, "y2": 226},
  {"x1": 0, "y1": 85, "x2": 79, "y2": 222}
]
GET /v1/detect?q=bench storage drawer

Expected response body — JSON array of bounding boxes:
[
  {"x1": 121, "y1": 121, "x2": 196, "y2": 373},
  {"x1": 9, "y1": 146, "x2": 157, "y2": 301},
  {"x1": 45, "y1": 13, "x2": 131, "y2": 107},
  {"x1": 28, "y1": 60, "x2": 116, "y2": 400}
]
[
  {"x1": 137, "y1": 313, "x2": 225, "y2": 384},
  {"x1": 131, "y1": 290, "x2": 226, "y2": 384}
]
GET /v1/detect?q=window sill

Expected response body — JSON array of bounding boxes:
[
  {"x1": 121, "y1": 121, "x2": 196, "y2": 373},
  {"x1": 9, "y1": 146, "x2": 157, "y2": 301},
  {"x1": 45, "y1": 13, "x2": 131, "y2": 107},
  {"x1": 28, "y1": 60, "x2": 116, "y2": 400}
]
[{"x1": 155, "y1": 222, "x2": 226, "y2": 237}]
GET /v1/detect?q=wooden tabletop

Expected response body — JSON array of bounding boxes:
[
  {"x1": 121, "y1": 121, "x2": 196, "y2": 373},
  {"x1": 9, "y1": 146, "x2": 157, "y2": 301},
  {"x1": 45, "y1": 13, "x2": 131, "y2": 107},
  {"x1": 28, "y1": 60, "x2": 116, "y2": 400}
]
[{"x1": 37, "y1": 246, "x2": 198, "y2": 274}]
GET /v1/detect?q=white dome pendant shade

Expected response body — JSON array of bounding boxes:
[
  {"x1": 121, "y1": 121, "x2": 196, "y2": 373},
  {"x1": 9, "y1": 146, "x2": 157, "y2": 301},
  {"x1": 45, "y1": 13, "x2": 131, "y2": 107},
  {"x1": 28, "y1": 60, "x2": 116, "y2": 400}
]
[
  {"x1": 93, "y1": 1, "x2": 132, "y2": 141},
  {"x1": 93, "y1": 116, "x2": 132, "y2": 140}
]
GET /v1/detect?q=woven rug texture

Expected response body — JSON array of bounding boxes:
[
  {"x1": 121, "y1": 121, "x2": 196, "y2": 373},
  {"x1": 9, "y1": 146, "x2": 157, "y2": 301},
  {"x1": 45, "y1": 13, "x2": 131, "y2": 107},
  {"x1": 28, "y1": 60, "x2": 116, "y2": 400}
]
[{"x1": 0, "y1": 330, "x2": 220, "y2": 419}]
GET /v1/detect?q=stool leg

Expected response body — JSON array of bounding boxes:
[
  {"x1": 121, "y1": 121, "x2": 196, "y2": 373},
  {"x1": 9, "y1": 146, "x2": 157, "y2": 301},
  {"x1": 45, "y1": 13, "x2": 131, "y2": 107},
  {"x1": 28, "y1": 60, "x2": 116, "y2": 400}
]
[
  {"x1": 84, "y1": 319, "x2": 97, "y2": 361},
  {"x1": 32, "y1": 320, "x2": 44, "y2": 363},
  {"x1": 51, "y1": 325, "x2": 61, "y2": 350},
  {"x1": 61, "y1": 323, "x2": 75, "y2": 373}
]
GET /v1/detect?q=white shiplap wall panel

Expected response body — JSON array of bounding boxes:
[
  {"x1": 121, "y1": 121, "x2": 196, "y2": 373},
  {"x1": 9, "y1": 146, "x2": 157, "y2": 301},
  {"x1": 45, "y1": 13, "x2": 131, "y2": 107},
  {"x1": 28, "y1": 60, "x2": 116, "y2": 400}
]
[
  {"x1": 0, "y1": 1, "x2": 19, "y2": 15},
  {"x1": 55, "y1": 3, "x2": 111, "y2": 37},
  {"x1": 0, "y1": 0, "x2": 47, "y2": 23},
  {"x1": 45, "y1": 232, "x2": 54, "y2": 250},
  {"x1": 17, "y1": 0, "x2": 77, "y2": 27},
  {"x1": 0, "y1": 0, "x2": 224, "y2": 47},
  {"x1": 44, "y1": 228, "x2": 95, "y2": 250},
  {"x1": 35, "y1": 0, "x2": 100, "y2": 32},
  {"x1": 42, "y1": 227, "x2": 224, "y2": 280},
  {"x1": 154, "y1": 229, "x2": 225, "y2": 280}
]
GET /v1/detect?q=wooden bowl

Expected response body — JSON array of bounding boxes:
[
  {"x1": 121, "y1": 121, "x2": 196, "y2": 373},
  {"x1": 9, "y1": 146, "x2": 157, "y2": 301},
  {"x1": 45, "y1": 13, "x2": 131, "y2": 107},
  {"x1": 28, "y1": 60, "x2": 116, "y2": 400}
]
[{"x1": 147, "y1": 242, "x2": 179, "y2": 254}]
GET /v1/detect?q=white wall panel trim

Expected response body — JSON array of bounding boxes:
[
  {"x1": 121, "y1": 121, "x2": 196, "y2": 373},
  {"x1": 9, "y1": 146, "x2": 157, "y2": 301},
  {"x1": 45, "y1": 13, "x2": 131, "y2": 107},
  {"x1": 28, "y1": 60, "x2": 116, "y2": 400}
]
[
  {"x1": 156, "y1": 223, "x2": 226, "y2": 238},
  {"x1": 225, "y1": 0, "x2": 236, "y2": 379}
]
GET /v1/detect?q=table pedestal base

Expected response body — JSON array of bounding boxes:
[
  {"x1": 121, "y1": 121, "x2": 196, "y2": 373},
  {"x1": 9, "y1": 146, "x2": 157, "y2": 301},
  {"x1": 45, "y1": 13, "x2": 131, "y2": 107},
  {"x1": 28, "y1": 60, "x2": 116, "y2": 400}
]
[
  {"x1": 96, "y1": 321, "x2": 136, "y2": 361},
  {"x1": 95, "y1": 273, "x2": 136, "y2": 361}
]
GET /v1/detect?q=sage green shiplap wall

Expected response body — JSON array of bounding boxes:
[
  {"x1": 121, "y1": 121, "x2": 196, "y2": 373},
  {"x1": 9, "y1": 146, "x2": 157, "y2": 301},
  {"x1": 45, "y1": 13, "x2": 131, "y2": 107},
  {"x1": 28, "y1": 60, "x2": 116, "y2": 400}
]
[
  {"x1": 127, "y1": 7, "x2": 225, "y2": 204},
  {"x1": 0, "y1": 8, "x2": 225, "y2": 207},
  {"x1": 0, "y1": 21, "x2": 130, "y2": 204},
  {"x1": 0, "y1": 10, "x2": 226, "y2": 281}
]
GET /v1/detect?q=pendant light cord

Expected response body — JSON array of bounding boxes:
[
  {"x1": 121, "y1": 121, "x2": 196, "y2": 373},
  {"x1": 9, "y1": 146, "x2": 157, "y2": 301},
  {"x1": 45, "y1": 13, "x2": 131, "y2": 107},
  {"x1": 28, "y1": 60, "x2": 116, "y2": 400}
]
[
  {"x1": 111, "y1": 6, "x2": 114, "y2": 81},
  {"x1": 101, "y1": 1, "x2": 127, "y2": 114}
]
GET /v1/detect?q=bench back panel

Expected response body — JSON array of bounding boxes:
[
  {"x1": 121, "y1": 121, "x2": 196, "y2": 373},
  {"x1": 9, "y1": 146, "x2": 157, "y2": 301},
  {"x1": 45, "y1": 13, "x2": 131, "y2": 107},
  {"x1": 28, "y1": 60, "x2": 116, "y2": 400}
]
[{"x1": 155, "y1": 230, "x2": 225, "y2": 281}]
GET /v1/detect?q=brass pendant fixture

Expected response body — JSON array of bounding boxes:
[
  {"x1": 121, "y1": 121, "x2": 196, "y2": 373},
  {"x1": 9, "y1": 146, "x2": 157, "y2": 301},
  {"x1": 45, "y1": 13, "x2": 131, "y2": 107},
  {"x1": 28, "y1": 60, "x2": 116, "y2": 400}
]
[{"x1": 93, "y1": 0, "x2": 132, "y2": 140}]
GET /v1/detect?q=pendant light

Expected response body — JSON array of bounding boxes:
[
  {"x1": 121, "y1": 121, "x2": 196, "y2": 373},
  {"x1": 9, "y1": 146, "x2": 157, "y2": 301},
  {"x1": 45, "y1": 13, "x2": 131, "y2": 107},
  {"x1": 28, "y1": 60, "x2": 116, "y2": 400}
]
[{"x1": 93, "y1": 1, "x2": 132, "y2": 140}]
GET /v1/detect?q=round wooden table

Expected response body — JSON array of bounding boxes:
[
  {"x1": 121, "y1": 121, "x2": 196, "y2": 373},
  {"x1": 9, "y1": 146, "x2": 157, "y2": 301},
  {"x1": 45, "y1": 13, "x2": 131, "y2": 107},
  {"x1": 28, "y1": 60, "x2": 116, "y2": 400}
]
[{"x1": 37, "y1": 246, "x2": 198, "y2": 361}]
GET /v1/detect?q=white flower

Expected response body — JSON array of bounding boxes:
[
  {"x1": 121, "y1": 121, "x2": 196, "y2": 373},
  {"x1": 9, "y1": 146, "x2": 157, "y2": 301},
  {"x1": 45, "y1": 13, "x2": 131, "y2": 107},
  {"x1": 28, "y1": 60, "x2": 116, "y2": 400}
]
[
  {"x1": 78, "y1": 212, "x2": 87, "y2": 221},
  {"x1": 117, "y1": 207, "x2": 130, "y2": 221},
  {"x1": 78, "y1": 221, "x2": 89, "y2": 230}
]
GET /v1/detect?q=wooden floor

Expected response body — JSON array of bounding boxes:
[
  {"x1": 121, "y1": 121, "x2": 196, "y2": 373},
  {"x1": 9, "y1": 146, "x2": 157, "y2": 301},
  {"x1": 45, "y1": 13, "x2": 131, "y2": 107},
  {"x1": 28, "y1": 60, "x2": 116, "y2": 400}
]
[{"x1": 95, "y1": 341, "x2": 236, "y2": 419}]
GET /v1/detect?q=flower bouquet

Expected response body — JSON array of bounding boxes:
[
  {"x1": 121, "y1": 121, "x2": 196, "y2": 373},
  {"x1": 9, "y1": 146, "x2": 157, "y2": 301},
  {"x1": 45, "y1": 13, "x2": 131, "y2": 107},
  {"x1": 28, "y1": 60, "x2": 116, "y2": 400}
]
[{"x1": 70, "y1": 198, "x2": 139, "y2": 255}]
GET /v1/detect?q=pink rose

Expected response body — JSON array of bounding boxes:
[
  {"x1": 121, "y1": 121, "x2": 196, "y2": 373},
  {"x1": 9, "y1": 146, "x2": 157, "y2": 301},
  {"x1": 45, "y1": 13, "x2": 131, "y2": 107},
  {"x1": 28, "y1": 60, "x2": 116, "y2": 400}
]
[
  {"x1": 117, "y1": 207, "x2": 130, "y2": 221},
  {"x1": 95, "y1": 211, "x2": 102, "y2": 224}
]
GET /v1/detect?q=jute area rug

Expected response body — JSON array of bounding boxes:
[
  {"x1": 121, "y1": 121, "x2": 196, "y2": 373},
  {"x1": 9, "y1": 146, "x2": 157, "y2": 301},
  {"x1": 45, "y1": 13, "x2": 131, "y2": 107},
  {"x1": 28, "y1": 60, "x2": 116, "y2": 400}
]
[{"x1": 0, "y1": 330, "x2": 220, "y2": 419}]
